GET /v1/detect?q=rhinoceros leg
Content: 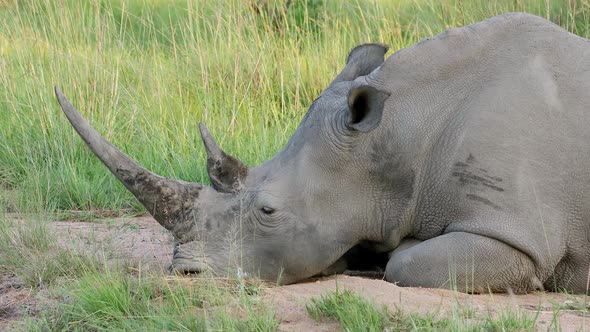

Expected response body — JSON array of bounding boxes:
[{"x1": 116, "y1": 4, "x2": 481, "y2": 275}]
[
  {"x1": 387, "y1": 238, "x2": 423, "y2": 258},
  {"x1": 547, "y1": 249, "x2": 590, "y2": 293},
  {"x1": 385, "y1": 232, "x2": 542, "y2": 294}
]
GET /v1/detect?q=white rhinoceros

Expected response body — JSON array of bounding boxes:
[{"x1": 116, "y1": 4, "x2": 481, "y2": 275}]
[{"x1": 55, "y1": 13, "x2": 590, "y2": 293}]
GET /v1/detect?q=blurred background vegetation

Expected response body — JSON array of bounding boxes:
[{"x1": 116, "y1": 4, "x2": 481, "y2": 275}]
[{"x1": 1, "y1": 0, "x2": 588, "y2": 214}]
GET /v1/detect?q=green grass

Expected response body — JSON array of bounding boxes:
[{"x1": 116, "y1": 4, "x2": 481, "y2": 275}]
[
  {"x1": 20, "y1": 272, "x2": 278, "y2": 332},
  {"x1": 306, "y1": 289, "x2": 539, "y2": 331},
  {"x1": 1, "y1": 0, "x2": 589, "y2": 213},
  {"x1": 0, "y1": 214, "x2": 100, "y2": 288},
  {"x1": 307, "y1": 288, "x2": 388, "y2": 331}
]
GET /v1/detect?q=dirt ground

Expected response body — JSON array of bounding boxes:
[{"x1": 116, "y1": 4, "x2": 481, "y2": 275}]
[{"x1": 1, "y1": 216, "x2": 589, "y2": 331}]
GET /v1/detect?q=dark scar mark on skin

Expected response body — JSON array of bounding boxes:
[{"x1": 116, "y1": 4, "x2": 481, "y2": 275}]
[
  {"x1": 481, "y1": 182, "x2": 504, "y2": 192},
  {"x1": 466, "y1": 194, "x2": 502, "y2": 210},
  {"x1": 458, "y1": 177, "x2": 479, "y2": 186},
  {"x1": 484, "y1": 174, "x2": 503, "y2": 182},
  {"x1": 452, "y1": 154, "x2": 504, "y2": 192},
  {"x1": 452, "y1": 172, "x2": 487, "y2": 183},
  {"x1": 452, "y1": 172, "x2": 505, "y2": 192}
]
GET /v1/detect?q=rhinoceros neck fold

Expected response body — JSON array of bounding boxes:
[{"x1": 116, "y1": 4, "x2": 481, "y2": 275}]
[{"x1": 54, "y1": 87, "x2": 202, "y2": 238}]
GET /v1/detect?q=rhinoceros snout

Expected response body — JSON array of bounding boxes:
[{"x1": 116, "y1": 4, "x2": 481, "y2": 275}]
[{"x1": 169, "y1": 242, "x2": 210, "y2": 275}]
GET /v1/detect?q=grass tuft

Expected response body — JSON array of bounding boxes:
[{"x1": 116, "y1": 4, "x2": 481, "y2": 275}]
[
  {"x1": 307, "y1": 289, "x2": 540, "y2": 331},
  {"x1": 0, "y1": 215, "x2": 100, "y2": 288},
  {"x1": 480, "y1": 308, "x2": 538, "y2": 331},
  {"x1": 306, "y1": 288, "x2": 388, "y2": 331},
  {"x1": 37, "y1": 274, "x2": 207, "y2": 331},
  {"x1": 21, "y1": 272, "x2": 279, "y2": 332}
]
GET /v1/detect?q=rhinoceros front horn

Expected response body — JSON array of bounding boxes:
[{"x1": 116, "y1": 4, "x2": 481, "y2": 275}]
[
  {"x1": 199, "y1": 123, "x2": 248, "y2": 193},
  {"x1": 54, "y1": 87, "x2": 202, "y2": 241}
]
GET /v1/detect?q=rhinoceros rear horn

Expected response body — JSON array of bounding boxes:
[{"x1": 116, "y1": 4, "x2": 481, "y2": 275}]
[
  {"x1": 199, "y1": 123, "x2": 248, "y2": 193},
  {"x1": 54, "y1": 87, "x2": 202, "y2": 239}
]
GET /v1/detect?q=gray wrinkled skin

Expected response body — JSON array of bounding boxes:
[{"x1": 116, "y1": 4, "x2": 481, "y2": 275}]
[{"x1": 55, "y1": 13, "x2": 590, "y2": 293}]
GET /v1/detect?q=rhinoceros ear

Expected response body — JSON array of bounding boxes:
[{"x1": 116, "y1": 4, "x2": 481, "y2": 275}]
[
  {"x1": 347, "y1": 85, "x2": 390, "y2": 133},
  {"x1": 333, "y1": 43, "x2": 388, "y2": 84},
  {"x1": 199, "y1": 123, "x2": 248, "y2": 193}
]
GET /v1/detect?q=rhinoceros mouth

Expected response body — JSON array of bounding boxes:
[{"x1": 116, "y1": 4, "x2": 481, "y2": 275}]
[{"x1": 168, "y1": 260, "x2": 210, "y2": 275}]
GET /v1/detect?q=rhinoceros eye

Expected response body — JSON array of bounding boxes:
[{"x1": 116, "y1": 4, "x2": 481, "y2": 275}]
[{"x1": 260, "y1": 206, "x2": 275, "y2": 215}]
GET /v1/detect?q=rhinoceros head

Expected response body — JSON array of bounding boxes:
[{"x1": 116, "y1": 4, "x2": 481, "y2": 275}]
[{"x1": 55, "y1": 44, "x2": 393, "y2": 284}]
